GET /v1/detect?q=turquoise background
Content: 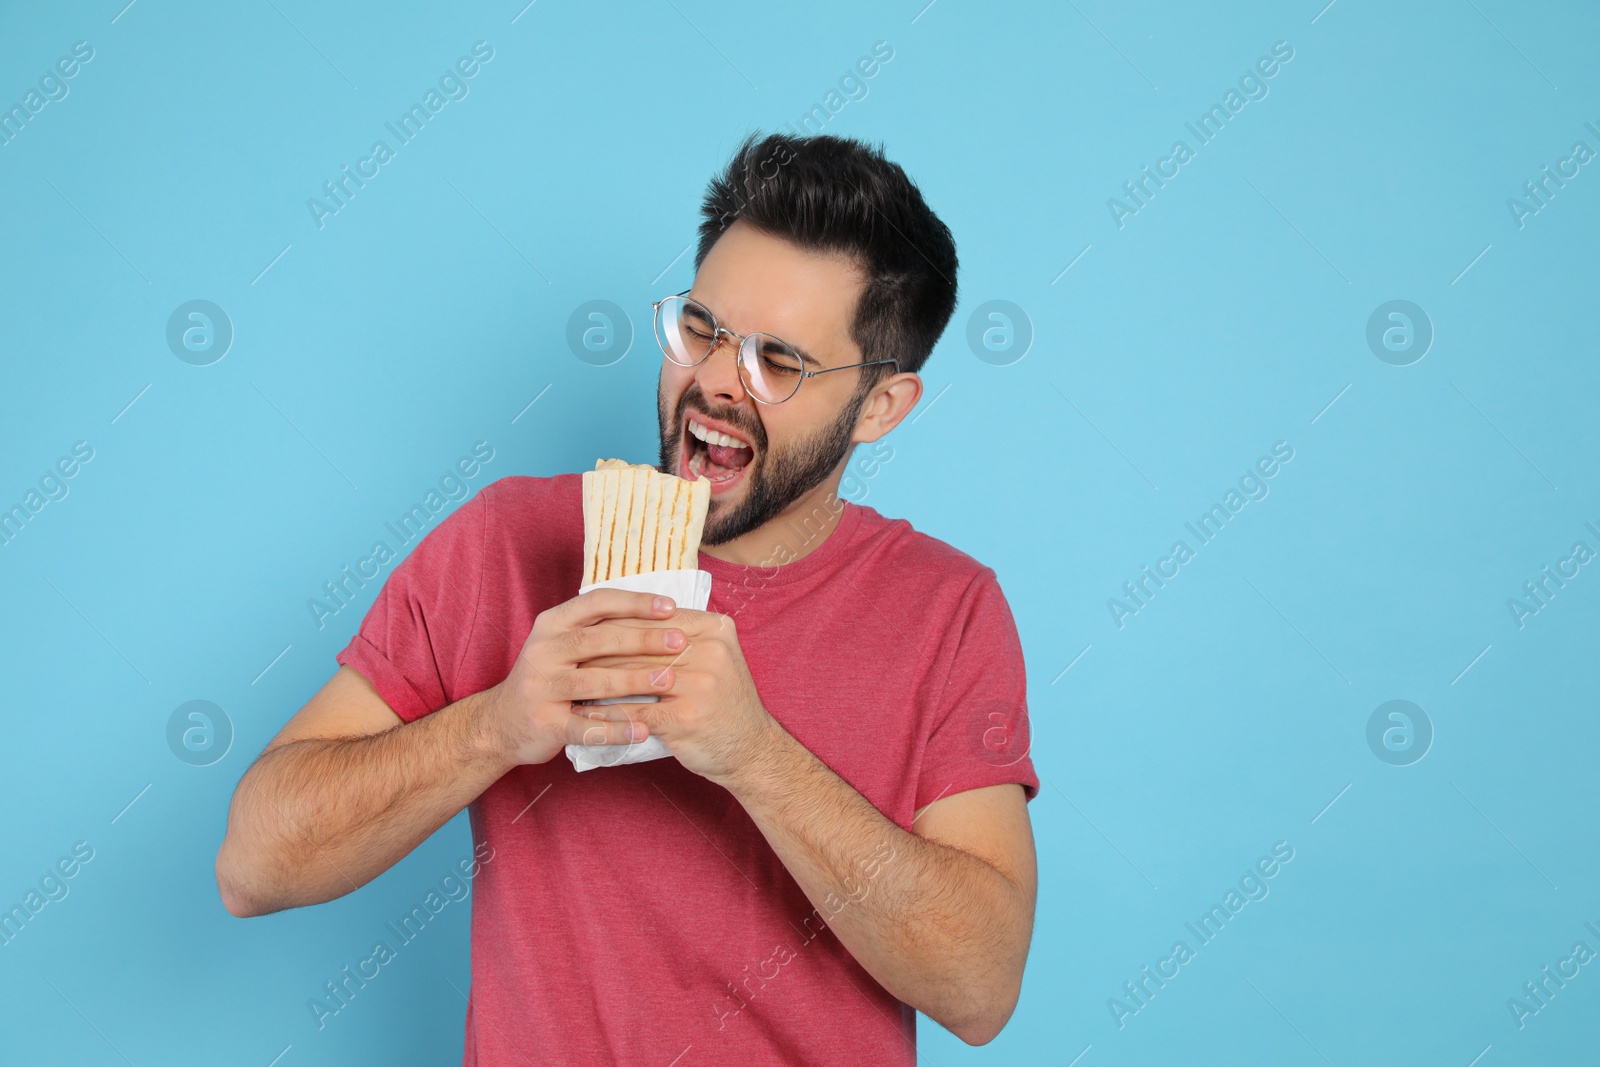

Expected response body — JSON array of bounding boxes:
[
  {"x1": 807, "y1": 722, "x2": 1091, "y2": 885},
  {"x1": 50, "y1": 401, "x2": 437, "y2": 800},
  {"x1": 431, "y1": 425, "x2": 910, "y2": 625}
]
[{"x1": 2, "y1": 0, "x2": 1597, "y2": 1063}]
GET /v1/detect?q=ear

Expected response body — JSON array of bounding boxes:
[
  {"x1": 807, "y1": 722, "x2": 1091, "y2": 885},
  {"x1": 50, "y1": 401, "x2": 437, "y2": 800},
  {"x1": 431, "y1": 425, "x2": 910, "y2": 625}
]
[{"x1": 852, "y1": 372, "x2": 923, "y2": 444}]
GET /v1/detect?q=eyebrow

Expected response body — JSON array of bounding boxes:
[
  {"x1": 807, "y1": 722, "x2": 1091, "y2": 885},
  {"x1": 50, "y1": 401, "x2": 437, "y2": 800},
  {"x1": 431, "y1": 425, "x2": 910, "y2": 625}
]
[
  {"x1": 687, "y1": 290, "x2": 826, "y2": 370},
  {"x1": 762, "y1": 336, "x2": 824, "y2": 370}
]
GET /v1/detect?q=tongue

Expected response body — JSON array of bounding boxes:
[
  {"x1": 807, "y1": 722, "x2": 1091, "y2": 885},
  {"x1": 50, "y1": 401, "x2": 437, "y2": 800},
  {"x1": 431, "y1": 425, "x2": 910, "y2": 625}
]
[{"x1": 707, "y1": 442, "x2": 753, "y2": 470}]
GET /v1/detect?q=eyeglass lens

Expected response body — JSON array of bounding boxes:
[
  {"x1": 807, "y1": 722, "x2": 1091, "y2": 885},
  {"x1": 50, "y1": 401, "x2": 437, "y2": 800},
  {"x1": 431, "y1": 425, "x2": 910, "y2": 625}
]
[{"x1": 655, "y1": 296, "x2": 807, "y2": 404}]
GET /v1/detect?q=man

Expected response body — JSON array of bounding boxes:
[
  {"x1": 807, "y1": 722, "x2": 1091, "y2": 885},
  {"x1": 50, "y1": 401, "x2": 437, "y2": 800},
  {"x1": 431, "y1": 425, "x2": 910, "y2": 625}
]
[{"x1": 216, "y1": 132, "x2": 1040, "y2": 1064}]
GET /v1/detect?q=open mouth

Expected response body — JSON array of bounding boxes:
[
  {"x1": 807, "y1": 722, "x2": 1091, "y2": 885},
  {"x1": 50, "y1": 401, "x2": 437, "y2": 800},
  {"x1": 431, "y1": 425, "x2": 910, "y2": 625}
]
[{"x1": 682, "y1": 412, "x2": 755, "y2": 493}]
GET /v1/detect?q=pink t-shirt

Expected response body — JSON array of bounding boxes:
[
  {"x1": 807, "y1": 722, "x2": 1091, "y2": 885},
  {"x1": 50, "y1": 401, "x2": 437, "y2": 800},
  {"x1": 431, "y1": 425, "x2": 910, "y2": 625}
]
[{"x1": 336, "y1": 474, "x2": 1039, "y2": 1066}]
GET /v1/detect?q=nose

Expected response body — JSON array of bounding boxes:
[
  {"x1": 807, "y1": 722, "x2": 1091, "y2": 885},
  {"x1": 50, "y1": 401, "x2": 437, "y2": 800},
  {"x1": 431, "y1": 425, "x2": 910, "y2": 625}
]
[{"x1": 696, "y1": 330, "x2": 748, "y2": 405}]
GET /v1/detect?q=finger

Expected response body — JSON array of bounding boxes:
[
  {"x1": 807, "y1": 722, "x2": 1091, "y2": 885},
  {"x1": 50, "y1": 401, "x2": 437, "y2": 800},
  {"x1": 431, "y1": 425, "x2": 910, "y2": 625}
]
[
  {"x1": 577, "y1": 702, "x2": 652, "y2": 724},
  {"x1": 606, "y1": 609, "x2": 723, "y2": 637},
  {"x1": 554, "y1": 589, "x2": 676, "y2": 629},
  {"x1": 577, "y1": 654, "x2": 679, "y2": 671},
  {"x1": 578, "y1": 702, "x2": 666, "y2": 730},
  {"x1": 558, "y1": 666, "x2": 674, "y2": 702},
  {"x1": 566, "y1": 714, "x2": 651, "y2": 747},
  {"x1": 560, "y1": 620, "x2": 686, "y2": 664}
]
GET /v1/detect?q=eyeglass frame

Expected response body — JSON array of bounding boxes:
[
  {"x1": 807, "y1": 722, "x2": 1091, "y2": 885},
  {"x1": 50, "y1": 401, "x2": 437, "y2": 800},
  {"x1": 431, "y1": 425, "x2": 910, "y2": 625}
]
[{"x1": 650, "y1": 288, "x2": 900, "y2": 406}]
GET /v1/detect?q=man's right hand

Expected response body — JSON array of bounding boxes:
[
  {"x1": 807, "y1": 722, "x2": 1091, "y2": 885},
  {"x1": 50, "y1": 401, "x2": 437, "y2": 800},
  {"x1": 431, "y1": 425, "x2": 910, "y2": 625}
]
[{"x1": 485, "y1": 589, "x2": 686, "y2": 766}]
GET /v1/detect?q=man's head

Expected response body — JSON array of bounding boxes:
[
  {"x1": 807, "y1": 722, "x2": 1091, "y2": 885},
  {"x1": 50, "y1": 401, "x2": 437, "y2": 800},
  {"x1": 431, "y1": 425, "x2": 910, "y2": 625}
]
[{"x1": 657, "y1": 132, "x2": 959, "y2": 546}]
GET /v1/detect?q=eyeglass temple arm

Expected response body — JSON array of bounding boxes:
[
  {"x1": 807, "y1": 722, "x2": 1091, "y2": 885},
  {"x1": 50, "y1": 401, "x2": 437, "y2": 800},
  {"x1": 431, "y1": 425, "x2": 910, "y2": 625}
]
[
  {"x1": 803, "y1": 358, "x2": 900, "y2": 379},
  {"x1": 650, "y1": 288, "x2": 694, "y2": 311}
]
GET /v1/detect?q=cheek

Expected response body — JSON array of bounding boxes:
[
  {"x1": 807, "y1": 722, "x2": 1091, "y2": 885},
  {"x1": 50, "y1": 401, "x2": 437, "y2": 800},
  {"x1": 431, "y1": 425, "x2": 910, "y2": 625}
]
[
  {"x1": 754, "y1": 405, "x2": 809, "y2": 454},
  {"x1": 671, "y1": 361, "x2": 706, "y2": 393},
  {"x1": 811, "y1": 369, "x2": 862, "y2": 410},
  {"x1": 658, "y1": 365, "x2": 690, "y2": 411},
  {"x1": 800, "y1": 385, "x2": 851, "y2": 424}
]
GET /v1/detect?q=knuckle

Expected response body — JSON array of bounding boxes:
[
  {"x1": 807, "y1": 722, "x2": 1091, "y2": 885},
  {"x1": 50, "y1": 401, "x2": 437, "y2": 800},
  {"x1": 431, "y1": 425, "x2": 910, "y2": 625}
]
[
  {"x1": 555, "y1": 627, "x2": 585, "y2": 660},
  {"x1": 556, "y1": 671, "x2": 588, "y2": 699},
  {"x1": 539, "y1": 717, "x2": 565, "y2": 749}
]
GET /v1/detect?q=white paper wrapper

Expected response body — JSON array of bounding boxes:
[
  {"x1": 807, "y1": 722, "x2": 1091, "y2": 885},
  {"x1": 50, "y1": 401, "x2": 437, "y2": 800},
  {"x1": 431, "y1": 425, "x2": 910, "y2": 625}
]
[{"x1": 564, "y1": 568, "x2": 712, "y2": 772}]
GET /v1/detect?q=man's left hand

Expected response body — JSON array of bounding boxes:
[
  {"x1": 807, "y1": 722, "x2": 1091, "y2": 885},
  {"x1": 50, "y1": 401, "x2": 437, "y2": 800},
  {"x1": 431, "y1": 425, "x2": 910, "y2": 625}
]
[{"x1": 580, "y1": 610, "x2": 783, "y2": 784}]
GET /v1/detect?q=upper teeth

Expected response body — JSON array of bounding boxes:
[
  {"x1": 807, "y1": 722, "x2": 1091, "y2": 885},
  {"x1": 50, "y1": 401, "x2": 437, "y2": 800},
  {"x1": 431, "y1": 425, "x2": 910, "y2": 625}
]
[{"x1": 689, "y1": 420, "x2": 748, "y2": 449}]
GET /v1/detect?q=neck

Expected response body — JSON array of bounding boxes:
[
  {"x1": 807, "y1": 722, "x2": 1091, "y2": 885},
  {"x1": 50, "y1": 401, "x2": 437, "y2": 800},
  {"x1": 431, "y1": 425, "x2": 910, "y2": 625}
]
[{"x1": 700, "y1": 469, "x2": 848, "y2": 568}]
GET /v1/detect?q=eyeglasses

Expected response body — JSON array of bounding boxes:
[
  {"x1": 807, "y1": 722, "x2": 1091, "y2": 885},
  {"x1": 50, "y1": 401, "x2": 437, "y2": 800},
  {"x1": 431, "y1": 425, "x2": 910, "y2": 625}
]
[{"x1": 650, "y1": 289, "x2": 899, "y2": 405}]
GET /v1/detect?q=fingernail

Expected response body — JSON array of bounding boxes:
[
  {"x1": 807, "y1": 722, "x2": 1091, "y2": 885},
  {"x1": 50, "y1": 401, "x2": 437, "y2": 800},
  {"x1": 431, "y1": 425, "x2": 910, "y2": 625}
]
[
  {"x1": 663, "y1": 630, "x2": 684, "y2": 650},
  {"x1": 650, "y1": 668, "x2": 670, "y2": 686},
  {"x1": 653, "y1": 596, "x2": 675, "y2": 614},
  {"x1": 630, "y1": 723, "x2": 647, "y2": 740}
]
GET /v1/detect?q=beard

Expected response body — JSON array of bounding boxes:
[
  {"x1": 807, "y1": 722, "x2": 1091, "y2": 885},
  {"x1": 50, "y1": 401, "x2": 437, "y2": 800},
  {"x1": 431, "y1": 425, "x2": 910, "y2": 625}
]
[{"x1": 658, "y1": 381, "x2": 866, "y2": 546}]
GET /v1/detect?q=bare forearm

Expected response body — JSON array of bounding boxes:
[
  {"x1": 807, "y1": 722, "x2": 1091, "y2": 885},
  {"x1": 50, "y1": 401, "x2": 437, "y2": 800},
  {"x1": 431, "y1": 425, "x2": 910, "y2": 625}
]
[
  {"x1": 720, "y1": 725, "x2": 1030, "y2": 1042},
  {"x1": 217, "y1": 686, "x2": 513, "y2": 915}
]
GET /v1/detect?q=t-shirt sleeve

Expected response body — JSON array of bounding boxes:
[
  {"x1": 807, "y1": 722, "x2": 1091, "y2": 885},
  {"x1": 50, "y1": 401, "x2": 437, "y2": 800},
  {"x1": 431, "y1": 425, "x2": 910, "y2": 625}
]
[
  {"x1": 917, "y1": 569, "x2": 1040, "y2": 810},
  {"x1": 335, "y1": 484, "x2": 493, "y2": 723}
]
